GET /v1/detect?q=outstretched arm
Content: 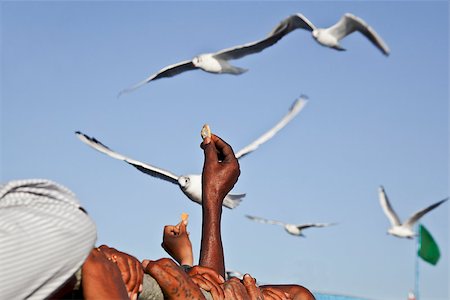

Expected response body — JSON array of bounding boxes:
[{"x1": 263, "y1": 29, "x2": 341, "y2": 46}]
[{"x1": 199, "y1": 134, "x2": 240, "y2": 278}]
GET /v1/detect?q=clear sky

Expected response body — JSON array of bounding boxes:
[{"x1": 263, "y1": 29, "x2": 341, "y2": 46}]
[{"x1": 1, "y1": 1, "x2": 448, "y2": 300}]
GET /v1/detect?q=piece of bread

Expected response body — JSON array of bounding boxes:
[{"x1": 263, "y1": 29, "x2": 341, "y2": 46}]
[
  {"x1": 201, "y1": 124, "x2": 211, "y2": 140},
  {"x1": 181, "y1": 212, "x2": 189, "y2": 223}
]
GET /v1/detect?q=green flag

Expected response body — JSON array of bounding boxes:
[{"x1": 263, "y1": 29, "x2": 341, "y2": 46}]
[{"x1": 418, "y1": 224, "x2": 440, "y2": 265}]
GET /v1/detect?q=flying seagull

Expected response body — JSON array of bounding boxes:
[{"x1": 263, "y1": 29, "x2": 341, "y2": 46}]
[
  {"x1": 118, "y1": 22, "x2": 291, "y2": 96},
  {"x1": 245, "y1": 215, "x2": 336, "y2": 237},
  {"x1": 379, "y1": 186, "x2": 448, "y2": 238},
  {"x1": 76, "y1": 96, "x2": 307, "y2": 208},
  {"x1": 270, "y1": 13, "x2": 390, "y2": 55}
]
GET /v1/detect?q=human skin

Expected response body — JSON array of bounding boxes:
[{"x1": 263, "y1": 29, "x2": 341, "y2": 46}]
[
  {"x1": 221, "y1": 277, "x2": 252, "y2": 300},
  {"x1": 260, "y1": 284, "x2": 315, "y2": 300},
  {"x1": 199, "y1": 134, "x2": 240, "y2": 278},
  {"x1": 187, "y1": 265, "x2": 226, "y2": 299},
  {"x1": 99, "y1": 245, "x2": 144, "y2": 300},
  {"x1": 81, "y1": 248, "x2": 129, "y2": 300},
  {"x1": 241, "y1": 274, "x2": 264, "y2": 300},
  {"x1": 162, "y1": 220, "x2": 194, "y2": 266},
  {"x1": 143, "y1": 258, "x2": 206, "y2": 300}
]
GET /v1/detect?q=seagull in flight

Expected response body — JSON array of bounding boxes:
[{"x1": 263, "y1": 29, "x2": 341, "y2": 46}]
[
  {"x1": 246, "y1": 215, "x2": 336, "y2": 237},
  {"x1": 76, "y1": 96, "x2": 307, "y2": 208},
  {"x1": 379, "y1": 186, "x2": 448, "y2": 238},
  {"x1": 118, "y1": 22, "x2": 291, "y2": 96},
  {"x1": 270, "y1": 13, "x2": 390, "y2": 55}
]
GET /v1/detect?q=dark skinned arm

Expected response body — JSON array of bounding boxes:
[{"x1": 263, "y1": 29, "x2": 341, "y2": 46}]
[{"x1": 199, "y1": 134, "x2": 240, "y2": 278}]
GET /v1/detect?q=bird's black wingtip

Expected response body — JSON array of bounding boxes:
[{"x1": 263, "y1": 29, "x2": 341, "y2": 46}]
[{"x1": 116, "y1": 91, "x2": 125, "y2": 99}]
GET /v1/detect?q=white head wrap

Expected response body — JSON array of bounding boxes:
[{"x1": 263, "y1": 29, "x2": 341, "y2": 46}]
[{"x1": 0, "y1": 179, "x2": 97, "y2": 299}]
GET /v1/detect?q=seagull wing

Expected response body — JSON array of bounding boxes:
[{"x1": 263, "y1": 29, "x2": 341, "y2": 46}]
[
  {"x1": 404, "y1": 197, "x2": 449, "y2": 229},
  {"x1": 296, "y1": 223, "x2": 336, "y2": 230},
  {"x1": 234, "y1": 95, "x2": 308, "y2": 159},
  {"x1": 212, "y1": 22, "x2": 291, "y2": 61},
  {"x1": 327, "y1": 13, "x2": 390, "y2": 55},
  {"x1": 118, "y1": 60, "x2": 196, "y2": 96},
  {"x1": 268, "y1": 13, "x2": 316, "y2": 36},
  {"x1": 379, "y1": 186, "x2": 402, "y2": 226},
  {"x1": 245, "y1": 215, "x2": 285, "y2": 226},
  {"x1": 75, "y1": 131, "x2": 179, "y2": 184}
]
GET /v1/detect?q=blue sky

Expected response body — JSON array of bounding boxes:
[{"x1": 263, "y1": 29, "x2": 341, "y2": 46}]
[{"x1": 1, "y1": 1, "x2": 448, "y2": 299}]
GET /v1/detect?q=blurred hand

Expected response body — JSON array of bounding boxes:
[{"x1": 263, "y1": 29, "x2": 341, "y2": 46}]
[
  {"x1": 98, "y1": 245, "x2": 144, "y2": 300},
  {"x1": 221, "y1": 277, "x2": 250, "y2": 300},
  {"x1": 260, "y1": 287, "x2": 292, "y2": 300},
  {"x1": 162, "y1": 220, "x2": 193, "y2": 266},
  {"x1": 201, "y1": 134, "x2": 240, "y2": 208},
  {"x1": 82, "y1": 248, "x2": 128, "y2": 300},
  {"x1": 259, "y1": 285, "x2": 313, "y2": 300},
  {"x1": 143, "y1": 258, "x2": 206, "y2": 300},
  {"x1": 187, "y1": 265, "x2": 225, "y2": 299},
  {"x1": 187, "y1": 265, "x2": 225, "y2": 284},
  {"x1": 242, "y1": 274, "x2": 263, "y2": 300}
]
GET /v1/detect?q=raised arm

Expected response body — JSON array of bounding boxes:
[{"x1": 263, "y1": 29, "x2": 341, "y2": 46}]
[{"x1": 199, "y1": 134, "x2": 240, "y2": 278}]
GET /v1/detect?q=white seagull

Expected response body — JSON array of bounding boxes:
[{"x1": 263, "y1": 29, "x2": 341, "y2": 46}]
[
  {"x1": 270, "y1": 13, "x2": 390, "y2": 55},
  {"x1": 379, "y1": 186, "x2": 448, "y2": 238},
  {"x1": 76, "y1": 96, "x2": 307, "y2": 208},
  {"x1": 245, "y1": 215, "x2": 336, "y2": 237},
  {"x1": 118, "y1": 22, "x2": 291, "y2": 96}
]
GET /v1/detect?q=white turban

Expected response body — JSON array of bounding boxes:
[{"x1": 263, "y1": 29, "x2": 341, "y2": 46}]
[{"x1": 0, "y1": 179, "x2": 97, "y2": 299}]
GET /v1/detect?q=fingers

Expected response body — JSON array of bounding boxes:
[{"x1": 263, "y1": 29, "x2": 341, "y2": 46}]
[
  {"x1": 126, "y1": 258, "x2": 140, "y2": 300},
  {"x1": 164, "y1": 225, "x2": 179, "y2": 235},
  {"x1": 243, "y1": 274, "x2": 262, "y2": 300},
  {"x1": 142, "y1": 259, "x2": 150, "y2": 269},
  {"x1": 126, "y1": 265, "x2": 136, "y2": 299},
  {"x1": 117, "y1": 254, "x2": 138, "y2": 299},
  {"x1": 179, "y1": 221, "x2": 188, "y2": 234},
  {"x1": 202, "y1": 272, "x2": 225, "y2": 286},
  {"x1": 187, "y1": 265, "x2": 225, "y2": 284},
  {"x1": 82, "y1": 248, "x2": 129, "y2": 300},
  {"x1": 132, "y1": 259, "x2": 144, "y2": 299},
  {"x1": 97, "y1": 245, "x2": 143, "y2": 300},
  {"x1": 145, "y1": 260, "x2": 178, "y2": 289},
  {"x1": 211, "y1": 135, "x2": 236, "y2": 162},
  {"x1": 145, "y1": 258, "x2": 207, "y2": 300},
  {"x1": 222, "y1": 278, "x2": 248, "y2": 300},
  {"x1": 202, "y1": 136, "x2": 219, "y2": 163},
  {"x1": 261, "y1": 288, "x2": 292, "y2": 300},
  {"x1": 116, "y1": 256, "x2": 131, "y2": 287},
  {"x1": 203, "y1": 276, "x2": 225, "y2": 300},
  {"x1": 191, "y1": 275, "x2": 225, "y2": 300}
]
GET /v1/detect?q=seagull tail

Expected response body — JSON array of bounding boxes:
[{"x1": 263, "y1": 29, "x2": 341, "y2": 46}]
[
  {"x1": 227, "y1": 66, "x2": 248, "y2": 75},
  {"x1": 222, "y1": 193, "x2": 246, "y2": 209},
  {"x1": 332, "y1": 45, "x2": 346, "y2": 51}
]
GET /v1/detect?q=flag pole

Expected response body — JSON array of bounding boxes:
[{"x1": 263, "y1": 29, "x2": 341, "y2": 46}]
[{"x1": 415, "y1": 223, "x2": 420, "y2": 300}]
